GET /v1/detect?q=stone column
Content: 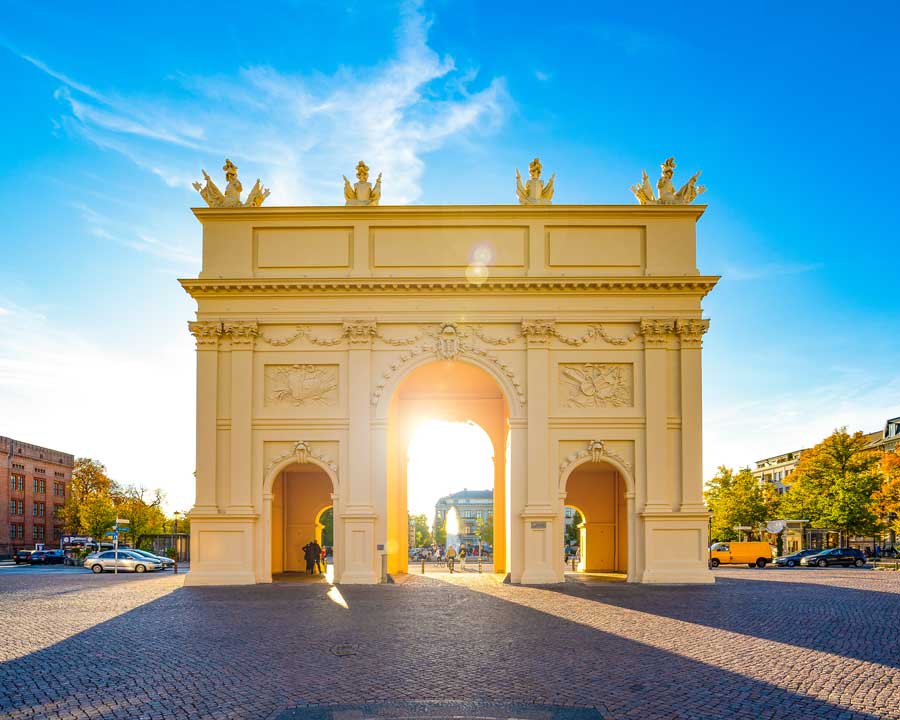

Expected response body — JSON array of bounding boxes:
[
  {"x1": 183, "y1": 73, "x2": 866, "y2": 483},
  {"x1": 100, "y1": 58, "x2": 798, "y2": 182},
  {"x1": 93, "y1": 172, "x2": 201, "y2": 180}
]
[
  {"x1": 341, "y1": 320, "x2": 379, "y2": 583},
  {"x1": 188, "y1": 321, "x2": 221, "y2": 515},
  {"x1": 676, "y1": 319, "x2": 710, "y2": 513},
  {"x1": 224, "y1": 321, "x2": 258, "y2": 515},
  {"x1": 520, "y1": 320, "x2": 558, "y2": 584},
  {"x1": 640, "y1": 319, "x2": 675, "y2": 512}
]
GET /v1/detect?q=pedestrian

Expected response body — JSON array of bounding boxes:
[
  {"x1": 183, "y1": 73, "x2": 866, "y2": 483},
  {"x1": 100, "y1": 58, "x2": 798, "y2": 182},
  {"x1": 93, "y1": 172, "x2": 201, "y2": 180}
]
[
  {"x1": 320, "y1": 544, "x2": 328, "y2": 573},
  {"x1": 303, "y1": 541, "x2": 317, "y2": 574},
  {"x1": 446, "y1": 544, "x2": 457, "y2": 573},
  {"x1": 459, "y1": 545, "x2": 467, "y2": 571}
]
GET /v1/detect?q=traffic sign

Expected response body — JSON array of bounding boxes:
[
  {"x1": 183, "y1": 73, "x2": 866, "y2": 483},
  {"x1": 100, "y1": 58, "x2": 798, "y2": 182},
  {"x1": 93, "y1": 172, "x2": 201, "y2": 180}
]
[{"x1": 116, "y1": 518, "x2": 130, "y2": 525}]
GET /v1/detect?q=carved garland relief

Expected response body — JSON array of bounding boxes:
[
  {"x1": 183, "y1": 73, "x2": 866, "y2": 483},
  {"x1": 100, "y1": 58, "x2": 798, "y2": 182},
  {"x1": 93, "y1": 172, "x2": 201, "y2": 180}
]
[
  {"x1": 560, "y1": 363, "x2": 633, "y2": 408},
  {"x1": 264, "y1": 364, "x2": 339, "y2": 407}
]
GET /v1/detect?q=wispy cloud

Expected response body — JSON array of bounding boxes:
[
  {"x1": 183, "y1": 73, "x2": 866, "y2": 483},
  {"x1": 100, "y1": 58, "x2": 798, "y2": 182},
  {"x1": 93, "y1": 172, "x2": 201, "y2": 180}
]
[
  {"x1": 0, "y1": 301, "x2": 196, "y2": 512},
  {"x1": 704, "y1": 369, "x2": 900, "y2": 479},
  {"x1": 722, "y1": 261, "x2": 823, "y2": 281},
  {"x1": 16, "y1": 1, "x2": 509, "y2": 204},
  {"x1": 71, "y1": 203, "x2": 200, "y2": 266}
]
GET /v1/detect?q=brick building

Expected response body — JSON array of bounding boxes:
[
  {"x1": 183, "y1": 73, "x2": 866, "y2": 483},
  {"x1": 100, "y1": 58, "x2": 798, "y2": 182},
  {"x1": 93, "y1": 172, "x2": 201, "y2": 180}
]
[{"x1": 1, "y1": 436, "x2": 74, "y2": 556}]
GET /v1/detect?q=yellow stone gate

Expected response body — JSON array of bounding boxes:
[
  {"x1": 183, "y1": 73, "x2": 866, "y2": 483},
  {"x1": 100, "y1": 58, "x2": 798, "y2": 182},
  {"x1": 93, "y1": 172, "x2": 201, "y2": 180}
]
[{"x1": 181, "y1": 198, "x2": 717, "y2": 585}]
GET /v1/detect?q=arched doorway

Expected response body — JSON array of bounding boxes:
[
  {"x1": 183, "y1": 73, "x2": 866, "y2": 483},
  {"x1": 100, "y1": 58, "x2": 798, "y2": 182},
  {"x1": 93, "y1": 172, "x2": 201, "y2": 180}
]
[
  {"x1": 271, "y1": 463, "x2": 334, "y2": 578},
  {"x1": 384, "y1": 360, "x2": 510, "y2": 576},
  {"x1": 563, "y1": 461, "x2": 629, "y2": 575}
]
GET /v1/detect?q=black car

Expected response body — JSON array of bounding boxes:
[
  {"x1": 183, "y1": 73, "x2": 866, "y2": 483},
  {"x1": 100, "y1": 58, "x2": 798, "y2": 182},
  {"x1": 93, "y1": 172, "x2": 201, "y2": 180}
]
[
  {"x1": 801, "y1": 547, "x2": 867, "y2": 568},
  {"x1": 14, "y1": 549, "x2": 35, "y2": 564},
  {"x1": 774, "y1": 548, "x2": 821, "y2": 567},
  {"x1": 29, "y1": 549, "x2": 66, "y2": 565}
]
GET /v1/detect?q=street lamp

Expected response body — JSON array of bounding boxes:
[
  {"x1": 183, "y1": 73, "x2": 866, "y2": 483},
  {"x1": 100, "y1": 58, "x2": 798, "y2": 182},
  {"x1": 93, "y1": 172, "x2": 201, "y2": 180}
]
[{"x1": 888, "y1": 512, "x2": 897, "y2": 553}]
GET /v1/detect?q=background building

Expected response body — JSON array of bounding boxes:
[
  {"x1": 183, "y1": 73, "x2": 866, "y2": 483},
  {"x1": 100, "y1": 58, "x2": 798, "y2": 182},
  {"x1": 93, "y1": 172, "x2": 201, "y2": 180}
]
[
  {"x1": 434, "y1": 489, "x2": 493, "y2": 549},
  {"x1": 866, "y1": 415, "x2": 900, "y2": 453},
  {"x1": 1, "y1": 436, "x2": 74, "y2": 556},
  {"x1": 752, "y1": 449, "x2": 805, "y2": 494}
]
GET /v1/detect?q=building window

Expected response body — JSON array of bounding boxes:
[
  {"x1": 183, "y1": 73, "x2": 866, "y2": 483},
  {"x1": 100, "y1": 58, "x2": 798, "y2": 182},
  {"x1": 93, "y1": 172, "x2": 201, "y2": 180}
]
[
  {"x1": 53, "y1": 526, "x2": 62, "y2": 541},
  {"x1": 33, "y1": 525, "x2": 45, "y2": 541},
  {"x1": 34, "y1": 467, "x2": 46, "y2": 474},
  {"x1": 55, "y1": 471, "x2": 65, "y2": 479},
  {"x1": 10, "y1": 474, "x2": 25, "y2": 492},
  {"x1": 53, "y1": 482, "x2": 65, "y2": 497},
  {"x1": 33, "y1": 502, "x2": 45, "y2": 518},
  {"x1": 12, "y1": 463, "x2": 24, "y2": 471},
  {"x1": 10, "y1": 524, "x2": 24, "y2": 540},
  {"x1": 34, "y1": 478, "x2": 46, "y2": 494},
  {"x1": 9, "y1": 499, "x2": 23, "y2": 515}
]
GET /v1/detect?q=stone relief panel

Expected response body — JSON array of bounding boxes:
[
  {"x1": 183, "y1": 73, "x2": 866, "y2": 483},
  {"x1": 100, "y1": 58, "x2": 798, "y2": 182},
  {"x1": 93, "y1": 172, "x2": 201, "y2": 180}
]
[
  {"x1": 264, "y1": 364, "x2": 339, "y2": 407},
  {"x1": 559, "y1": 363, "x2": 634, "y2": 409}
]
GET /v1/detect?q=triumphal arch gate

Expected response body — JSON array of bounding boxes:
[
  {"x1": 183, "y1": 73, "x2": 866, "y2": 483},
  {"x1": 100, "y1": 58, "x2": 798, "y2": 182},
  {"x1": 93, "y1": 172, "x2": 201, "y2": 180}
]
[{"x1": 181, "y1": 158, "x2": 717, "y2": 585}]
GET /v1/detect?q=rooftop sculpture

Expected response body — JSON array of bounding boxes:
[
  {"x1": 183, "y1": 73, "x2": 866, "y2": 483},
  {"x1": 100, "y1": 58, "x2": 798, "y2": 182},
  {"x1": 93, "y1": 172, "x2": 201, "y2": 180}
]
[
  {"x1": 516, "y1": 157, "x2": 555, "y2": 205},
  {"x1": 631, "y1": 157, "x2": 705, "y2": 205},
  {"x1": 193, "y1": 159, "x2": 270, "y2": 208},
  {"x1": 344, "y1": 161, "x2": 382, "y2": 206}
]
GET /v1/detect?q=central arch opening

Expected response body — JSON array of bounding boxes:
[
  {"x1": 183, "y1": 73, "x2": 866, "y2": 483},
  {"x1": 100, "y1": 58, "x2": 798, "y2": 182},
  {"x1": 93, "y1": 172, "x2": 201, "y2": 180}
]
[{"x1": 385, "y1": 360, "x2": 510, "y2": 576}]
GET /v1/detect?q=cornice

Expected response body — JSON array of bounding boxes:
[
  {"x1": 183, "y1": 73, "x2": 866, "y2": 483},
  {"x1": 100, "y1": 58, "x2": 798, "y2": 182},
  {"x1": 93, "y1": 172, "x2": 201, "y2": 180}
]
[
  {"x1": 191, "y1": 203, "x2": 707, "y2": 223},
  {"x1": 180, "y1": 276, "x2": 720, "y2": 298}
]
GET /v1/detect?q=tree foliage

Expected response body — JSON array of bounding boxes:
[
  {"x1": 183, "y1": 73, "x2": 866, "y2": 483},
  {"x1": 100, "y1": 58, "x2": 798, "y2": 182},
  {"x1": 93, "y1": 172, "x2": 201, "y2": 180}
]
[
  {"x1": 564, "y1": 510, "x2": 582, "y2": 545},
  {"x1": 475, "y1": 514, "x2": 494, "y2": 545},
  {"x1": 111, "y1": 485, "x2": 166, "y2": 549},
  {"x1": 60, "y1": 457, "x2": 166, "y2": 546},
  {"x1": 872, "y1": 450, "x2": 900, "y2": 538},
  {"x1": 409, "y1": 512, "x2": 431, "y2": 547},
  {"x1": 779, "y1": 428, "x2": 882, "y2": 536},
  {"x1": 705, "y1": 466, "x2": 770, "y2": 541},
  {"x1": 318, "y1": 507, "x2": 333, "y2": 547}
]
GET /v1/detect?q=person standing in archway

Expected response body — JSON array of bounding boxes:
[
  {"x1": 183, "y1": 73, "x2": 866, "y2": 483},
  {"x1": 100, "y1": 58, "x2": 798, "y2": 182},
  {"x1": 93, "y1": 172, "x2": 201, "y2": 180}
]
[
  {"x1": 302, "y1": 541, "x2": 316, "y2": 574},
  {"x1": 312, "y1": 539, "x2": 323, "y2": 574}
]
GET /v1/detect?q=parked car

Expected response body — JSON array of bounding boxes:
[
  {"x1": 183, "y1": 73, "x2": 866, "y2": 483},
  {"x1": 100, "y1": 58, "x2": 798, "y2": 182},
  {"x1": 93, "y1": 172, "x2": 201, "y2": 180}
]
[
  {"x1": 800, "y1": 547, "x2": 867, "y2": 567},
  {"x1": 774, "y1": 549, "x2": 822, "y2": 567},
  {"x1": 29, "y1": 549, "x2": 66, "y2": 565},
  {"x1": 83, "y1": 550, "x2": 161, "y2": 574},
  {"x1": 127, "y1": 548, "x2": 175, "y2": 569},
  {"x1": 709, "y1": 541, "x2": 772, "y2": 568},
  {"x1": 14, "y1": 549, "x2": 34, "y2": 564}
]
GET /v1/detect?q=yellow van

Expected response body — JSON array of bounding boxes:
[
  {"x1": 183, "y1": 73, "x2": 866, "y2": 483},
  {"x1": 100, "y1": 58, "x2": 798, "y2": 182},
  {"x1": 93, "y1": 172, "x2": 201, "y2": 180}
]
[{"x1": 709, "y1": 541, "x2": 772, "y2": 568}]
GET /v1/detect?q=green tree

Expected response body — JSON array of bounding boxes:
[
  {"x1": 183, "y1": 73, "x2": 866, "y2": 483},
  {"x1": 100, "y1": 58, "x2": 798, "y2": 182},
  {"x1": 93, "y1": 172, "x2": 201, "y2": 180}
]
[
  {"x1": 61, "y1": 458, "x2": 113, "y2": 534},
  {"x1": 564, "y1": 510, "x2": 582, "y2": 545},
  {"x1": 319, "y1": 508, "x2": 333, "y2": 547},
  {"x1": 705, "y1": 466, "x2": 768, "y2": 541},
  {"x1": 408, "y1": 513, "x2": 430, "y2": 548},
  {"x1": 780, "y1": 428, "x2": 882, "y2": 536},
  {"x1": 112, "y1": 485, "x2": 166, "y2": 549},
  {"x1": 433, "y1": 517, "x2": 446, "y2": 546},
  {"x1": 475, "y1": 514, "x2": 494, "y2": 546},
  {"x1": 79, "y1": 492, "x2": 116, "y2": 541}
]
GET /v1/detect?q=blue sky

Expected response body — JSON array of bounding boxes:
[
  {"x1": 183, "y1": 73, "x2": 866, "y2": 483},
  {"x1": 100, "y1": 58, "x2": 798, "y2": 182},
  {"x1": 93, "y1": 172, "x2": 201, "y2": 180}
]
[{"x1": 1, "y1": 1, "x2": 898, "y2": 512}]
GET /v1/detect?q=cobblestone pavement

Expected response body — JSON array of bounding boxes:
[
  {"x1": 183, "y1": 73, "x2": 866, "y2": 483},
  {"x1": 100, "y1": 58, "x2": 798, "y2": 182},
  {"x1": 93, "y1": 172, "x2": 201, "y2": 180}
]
[{"x1": 2, "y1": 567, "x2": 900, "y2": 719}]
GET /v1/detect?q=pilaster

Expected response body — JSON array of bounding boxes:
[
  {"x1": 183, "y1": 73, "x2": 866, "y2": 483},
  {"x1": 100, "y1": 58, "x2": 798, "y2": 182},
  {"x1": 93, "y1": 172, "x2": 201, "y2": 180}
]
[
  {"x1": 224, "y1": 320, "x2": 258, "y2": 515},
  {"x1": 640, "y1": 319, "x2": 675, "y2": 513},
  {"x1": 677, "y1": 319, "x2": 710, "y2": 513},
  {"x1": 188, "y1": 321, "x2": 221, "y2": 515},
  {"x1": 345, "y1": 320, "x2": 376, "y2": 510},
  {"x1": 520, "y1": 320, "x2": 559, "y2": 583}
]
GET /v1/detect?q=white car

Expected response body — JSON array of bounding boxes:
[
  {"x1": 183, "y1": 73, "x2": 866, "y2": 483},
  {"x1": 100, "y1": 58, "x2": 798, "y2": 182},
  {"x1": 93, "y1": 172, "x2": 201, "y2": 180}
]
[{"x1": 84, "y1": 550, "x2": 162, "y2": 573}]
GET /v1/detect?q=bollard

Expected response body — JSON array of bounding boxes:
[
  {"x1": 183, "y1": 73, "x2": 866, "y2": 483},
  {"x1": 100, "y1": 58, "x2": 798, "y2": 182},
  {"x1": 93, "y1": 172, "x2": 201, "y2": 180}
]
[
  {"x1": 478, "y1": 557, "x2": 483, "y2": 573},
  {"x1": 571, "y1": 557, "x2": 577, "y2": 572},
  {"x1": 421, "y1": 558, "x2": 426, "y2": 574},
  {"x1": 174, "y1": 562, "x2": 178, "y2": 575}
]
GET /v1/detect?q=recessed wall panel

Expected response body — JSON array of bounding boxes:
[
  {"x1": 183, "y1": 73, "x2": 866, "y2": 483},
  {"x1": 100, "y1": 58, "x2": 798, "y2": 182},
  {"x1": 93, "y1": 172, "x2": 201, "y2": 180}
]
[
  {"x1": 255, "y1": 227, "x2": 352, "y2": 269},
  {"x1": 546, "y1": 226, "x2": 645, "y2": 268},
  {"x1": 371, "y1": 226, "x2": 527, "y2": 268}
]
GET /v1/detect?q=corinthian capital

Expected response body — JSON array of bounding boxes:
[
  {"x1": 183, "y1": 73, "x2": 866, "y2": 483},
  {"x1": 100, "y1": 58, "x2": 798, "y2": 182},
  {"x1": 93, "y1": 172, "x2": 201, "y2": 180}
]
[
  {"x1": 343, "y1": 319, "x2": 377, "y2": 346},
  {"x1": 521, "y1": 319, "x2": 556, "y2": 345},
  {"x1": 640, "y1": 319, "x2": 676, "y2": 347},
  {"x1": 676, "y1": 318, "x2": 710, "y2": 348},
  {"x1": 188, "y1": 321, "x2": 222, "y2": 348},
  {"x1": 223, "y1": 320, "x2": 259, "y2": 348}
]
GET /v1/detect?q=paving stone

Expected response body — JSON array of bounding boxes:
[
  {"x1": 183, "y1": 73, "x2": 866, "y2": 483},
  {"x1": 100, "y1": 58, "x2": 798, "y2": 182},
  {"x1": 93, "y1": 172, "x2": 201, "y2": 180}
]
[{"x1": 1, "y1": 568, "x2": 899, "y2": 719}]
